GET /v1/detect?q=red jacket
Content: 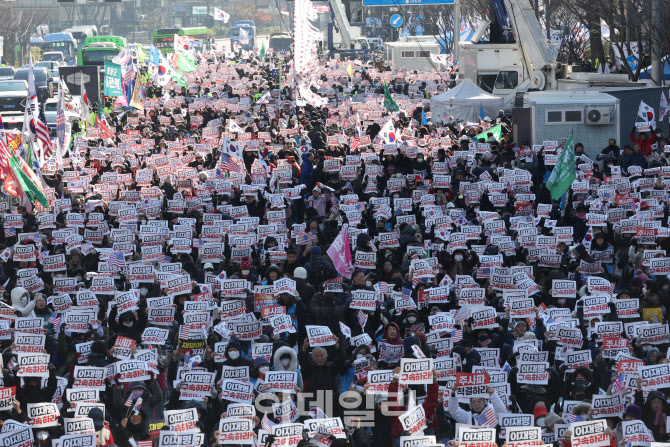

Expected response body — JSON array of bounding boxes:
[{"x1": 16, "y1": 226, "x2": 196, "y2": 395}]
[
  {"x1": 630, "y1": 130, "x2": 657, "y2": 156},
  {"x1": 387, "y1": 379, "x2": 440, "y2": 446}
]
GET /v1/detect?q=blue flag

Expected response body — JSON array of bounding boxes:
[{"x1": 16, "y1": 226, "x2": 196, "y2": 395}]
[
  {"x1": 479, "y1": 103, "x2": 485, "y2": 120},
  {"x1": 421, "y1": 109, "x2": 427, "y2": 125}
]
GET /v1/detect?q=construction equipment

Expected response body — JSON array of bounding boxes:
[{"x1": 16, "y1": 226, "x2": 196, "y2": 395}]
[{"x1": 459, "y1": 0, "x2": 641, "y2": 109}]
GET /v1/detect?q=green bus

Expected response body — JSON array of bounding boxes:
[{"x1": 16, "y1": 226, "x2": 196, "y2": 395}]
[
  {"x1": 76, "y1": 36, "x2": 126, "y2": 67},
  {"x1": 153, "y1": 27, "x2": 211, "y2": 55}
]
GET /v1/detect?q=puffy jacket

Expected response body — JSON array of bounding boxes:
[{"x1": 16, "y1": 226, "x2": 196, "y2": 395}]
[{"x1": 630, "y1": 130, "x2": 657, "y2": 156}]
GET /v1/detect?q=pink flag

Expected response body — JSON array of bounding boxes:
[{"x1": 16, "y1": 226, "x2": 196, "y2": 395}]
[{"x1": 326, "y1": 224, "x2": 354, "y2": 278}]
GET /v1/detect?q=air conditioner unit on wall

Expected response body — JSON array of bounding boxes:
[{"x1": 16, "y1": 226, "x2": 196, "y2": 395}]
[{"x1": 585, "y1": 107, "x2": 613, "y2": 125}]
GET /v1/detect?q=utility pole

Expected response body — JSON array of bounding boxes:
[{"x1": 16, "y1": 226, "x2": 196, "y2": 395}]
[
  {"x1": 132, "y1": 0, "x2": 136, "y2": 43},
  {"x1": 651, "y1": 0, "x2": 662, "y2": 85},
  {"x1": 545, "y1": 0, "x2": 550, "y2": 40},
  {"x1": 453, "y1": 1, "x2": 460, "y2": 62}
]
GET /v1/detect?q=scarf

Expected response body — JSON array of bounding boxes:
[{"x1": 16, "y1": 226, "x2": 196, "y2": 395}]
[{"x1": 654, "y1": 410, "x2": 667, "y2": 434}]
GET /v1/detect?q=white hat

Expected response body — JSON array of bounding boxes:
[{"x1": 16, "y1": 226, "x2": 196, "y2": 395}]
[
  {"x1": 204, "y1": 263, "x2": 214, "y2": 271},
  {"x1": 294, "y1": 267, "x2": 307, "y2": 279}
]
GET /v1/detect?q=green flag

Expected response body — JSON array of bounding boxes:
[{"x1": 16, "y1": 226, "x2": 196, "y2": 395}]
[
  {"x1": 9, "y1": 155, "x2": 48, "y2": 207},
  {"x1": 475, "y1": 124, "x2": 503, "y2": 142},
  {"x1": 259, "y1": 42, "x2": 265, "y2": 60},
  {"x1": 546, "y1": 130, "x2": 576, "y2": 200},
  {"x1": 383, "y1": 81, "x2": 399, "y2": 112},
  {"x1": 24, "y1": 142, "x2": 33, "y2": 168},
  {"x1": 174, "y1": 54, "x2": 197, "y2": 73},
  {"x1": 172, "y1": 71, "x2": 188, "y2": 87}
]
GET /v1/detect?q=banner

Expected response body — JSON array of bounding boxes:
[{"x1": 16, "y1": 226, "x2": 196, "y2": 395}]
[{"x1": 103, "y1": 62, "x2": 123, "y2": 96}]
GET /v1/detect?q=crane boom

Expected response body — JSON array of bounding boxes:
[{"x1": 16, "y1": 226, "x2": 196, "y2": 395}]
[
  {"x1": 502, "y1": 0, "x2": 557, "y2": 89},
  {"x1": 329, "y1": 0, "x2": 353, "y2": 48}
]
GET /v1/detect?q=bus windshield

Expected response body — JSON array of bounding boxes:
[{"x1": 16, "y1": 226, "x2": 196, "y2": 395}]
[
  {"x1": 82, "y1": 49, "x2": 120, "y2": 66},
  {"x1": 45, "y1": 41, "x2": 75, "y2": 58},
  {"x1": 231, "y1": 27, "x2": 252, "y2": 37}
]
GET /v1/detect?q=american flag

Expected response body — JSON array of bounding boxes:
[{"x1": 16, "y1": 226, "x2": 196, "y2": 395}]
[
  {"x1": 357, "y1": 310, "x2": 368, "y2": 328},
  {"x1": 611, "y1": 372, "x2": 625, "y2": 395},
  {"x1": 350, "y1": 137, "x2": 361, "y2": 151},
  {"x1": 48, "y1": 313, "x2": 61, "y2": 334},
  {"x1": 261, "y1": 412, "x2": 276, "y2": 433},
  {"x1": 107, "y1": 250, "x2": 126, "y2": 271},
  {"x1": 214, "y1": 168, "x2": 226, "y2": 180},
  {"x1": 477, "y1": 406, "x2": 498, "y2": 428},
  {"x1": 0, "y1": 136, "x2": 10, "y2": 175},
  {"x1": 179, "y1": 325, "x2": 190, "y2": 340},
  {"x1": 563, "y1": 412, "x2": 579, "y2": 423},
  {"x1": 34, "y1": 102, "x2": 54, "y2": 159},
  {"x1": 451, "y1": 329, "x2": 463, "y2": 343},
  {"x1": 219, "y1": 153, "x2": 246, "y2": 174},
  {"x1": 125, "y1": 389, "x2": 143, "y2": 407}
]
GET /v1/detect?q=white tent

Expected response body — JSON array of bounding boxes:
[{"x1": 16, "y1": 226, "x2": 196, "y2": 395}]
[{"x1": 430, "y1": 79, "x2": 504, "y2": 122}]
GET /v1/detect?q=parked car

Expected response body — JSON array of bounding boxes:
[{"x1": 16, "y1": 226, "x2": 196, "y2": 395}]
[
  {"x1": 14, "y1": 66, "x2": 53, "y2": 102},
  {"x1": 0, "y1": 67, "x2": 16, "y2": 81},
  {"x1": 0, "y1": 80, "x2": 28, "y2": 119}
]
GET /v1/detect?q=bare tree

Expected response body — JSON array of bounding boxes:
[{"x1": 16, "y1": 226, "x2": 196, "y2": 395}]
[
  {"x1": 0, "y1": 1, "x2": 50, "y2": 66},
  {"x1": 404, "y1": 2, "x2": 487, "y2": 55},
  {"x1": 561, "y1": 0, "x2": 665, "y2": 81}
]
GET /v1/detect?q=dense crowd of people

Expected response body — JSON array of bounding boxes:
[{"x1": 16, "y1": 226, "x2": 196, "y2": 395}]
[{"x1": 0, "y1": 39, "x2": 670, "y2": 447}]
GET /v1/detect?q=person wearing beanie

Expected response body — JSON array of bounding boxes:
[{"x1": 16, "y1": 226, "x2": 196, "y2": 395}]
[
  {"x1": 294, "y1": 267, "x2": 307, "y2": 280},
  {"x1": 262, "y1": 264, "x2": 281, "y2": 285},
  {"x1": 613, "y1": 404, "x2": 651, "y2": 446},
  {"x1": 635, "y1": 269, "x2": 650, "y2": 283},
  {"x1": 89, "y1": 407, "x2": 114, "y2": 446},
  {"x1": 221, "y1": 338, "x2": 253, "y2": 370},
  {"x1": 542, "y1": 411, "x2": 565, "y2": 443},
  {"x1": 251, "y1": 356, "x2": 270, "y2": 385},
  {"x1": 112, "y1": 372, "x2": 164, "y2": 424},
  {"x1": 534, "y1": 404, "x2": 549, "y2": 426},
  {"x1": 292, "y1": 267, "x2": 316, "y2": 306}
]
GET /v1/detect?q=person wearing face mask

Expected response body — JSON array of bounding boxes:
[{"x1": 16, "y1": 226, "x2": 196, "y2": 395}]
[
  {"x1": 439, "y1": 248, "x2": 479, "y2": 280},
  {"x1": 10, "y1": 287, "x2": 36, "y2": 317},
  {"x1": 108, "y1": 311, "x2": 145, "y2": 344},
  {"x1": 272, "y1": 345, "x2": 304, "y2": 390},
  {"x1": 15, "y1": 372, "x2": 58, "y2": 415},
  {"x1": 221, "y1": 339, "x2": 254, "y2": 370},
  {"x1": 446, "y1": 381, "x2": 504, "y2": 426},
  {"x1": 251, "y1": 356, "x2": 271, "y2": 386}
]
